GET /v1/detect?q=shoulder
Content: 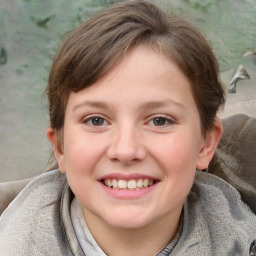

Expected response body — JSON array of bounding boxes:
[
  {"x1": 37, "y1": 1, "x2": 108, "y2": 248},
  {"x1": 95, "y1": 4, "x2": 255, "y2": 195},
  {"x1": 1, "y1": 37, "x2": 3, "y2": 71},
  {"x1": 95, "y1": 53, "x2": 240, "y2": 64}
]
[
  {"x1": 0, "y1": 170, "x2": 71, "y2": 256},
  {"x1": 181, "y1": 171, "x2": 256, "y2": 255},
  {"x1": 208, "y1": 114, "x2": 256, "y2": 213},
  {"x1": 192, "y1": 171, "x2": 256, "y2": 223},
  {"x1": 1, "y1": 169, "x2": 67, "y2": 214},
  {"x1": 0, "y1": 176, "x2": 36, "y2": 215}
]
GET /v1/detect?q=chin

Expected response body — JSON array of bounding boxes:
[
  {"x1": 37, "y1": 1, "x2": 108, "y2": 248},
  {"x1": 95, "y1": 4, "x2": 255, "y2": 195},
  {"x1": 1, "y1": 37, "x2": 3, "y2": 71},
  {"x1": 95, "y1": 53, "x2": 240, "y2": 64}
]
[
  {"x1": 107, "y1": 219, "x2": 150, "y2": 230},
  {"x1": 102, "y1": 210, "x2": 155, "y2": 230}
]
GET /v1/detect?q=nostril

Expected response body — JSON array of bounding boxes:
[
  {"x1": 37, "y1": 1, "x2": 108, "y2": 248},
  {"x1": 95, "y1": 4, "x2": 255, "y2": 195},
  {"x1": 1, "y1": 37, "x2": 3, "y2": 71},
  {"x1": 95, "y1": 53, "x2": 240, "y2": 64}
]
[{"x1": 107, "y1": 147, "x2": 146, "y2": 164}]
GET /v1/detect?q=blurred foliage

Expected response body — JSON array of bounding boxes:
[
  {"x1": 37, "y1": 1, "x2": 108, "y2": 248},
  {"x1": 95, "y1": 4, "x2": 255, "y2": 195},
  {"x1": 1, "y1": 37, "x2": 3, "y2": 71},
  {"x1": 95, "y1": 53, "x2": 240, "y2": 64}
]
[
  {"x1": 0, "y1": 0, "x2": 255, "y2": 181},
  {"x1": 1, "y1": 0, "x2": 255, "y2": 75},
  {"x1": 167, "y1": 0, "x2": 256, "y2": 71},
  {"x1": 184, "y1": 0, "x2": 216, "y2": 12},
  {"x1": 87, "y1": 0, "x2": 126, "y2": 5}
]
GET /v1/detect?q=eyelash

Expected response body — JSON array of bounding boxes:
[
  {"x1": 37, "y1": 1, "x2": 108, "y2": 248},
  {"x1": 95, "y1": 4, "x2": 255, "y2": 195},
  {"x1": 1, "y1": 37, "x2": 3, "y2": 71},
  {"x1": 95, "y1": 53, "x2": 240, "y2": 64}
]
[
  {"x1": 147, "y1": 115, "x2": 175, "y2": 127},
  {"x1": 82, "y1": 115, "x2": 109, "y2": 127},
  {"x1": 81, "y1": 114, "x2": 175, "y2": 128}
]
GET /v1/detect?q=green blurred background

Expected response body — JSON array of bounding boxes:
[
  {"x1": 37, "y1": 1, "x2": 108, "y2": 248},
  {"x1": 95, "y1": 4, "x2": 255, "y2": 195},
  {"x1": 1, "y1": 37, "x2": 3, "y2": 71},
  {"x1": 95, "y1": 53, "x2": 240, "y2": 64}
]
[{"x1": 0, "y1": 0, "x2": 255, "y2": 181}]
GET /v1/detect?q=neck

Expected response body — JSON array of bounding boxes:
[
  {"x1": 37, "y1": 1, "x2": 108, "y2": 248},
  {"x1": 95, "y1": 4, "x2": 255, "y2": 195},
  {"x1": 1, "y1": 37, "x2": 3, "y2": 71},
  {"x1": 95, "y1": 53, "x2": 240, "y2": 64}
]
[{"x1": 83, "y1": 208, "x2": 182, "y2": 256}]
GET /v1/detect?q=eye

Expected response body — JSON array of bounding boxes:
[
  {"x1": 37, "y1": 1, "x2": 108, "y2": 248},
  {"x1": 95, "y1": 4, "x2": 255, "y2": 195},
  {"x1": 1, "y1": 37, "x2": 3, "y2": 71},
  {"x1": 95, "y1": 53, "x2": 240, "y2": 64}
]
[
  {"x1": 148, "y1": 116, "x2": 174, "y2": 127},
  {"x1": 83, "y1": 116, "x2": 108, "y2": 126},
  {"x1": 152, "y1": 117, "x2": 168, "y2": 126},
  {"x1": 90, "y1": 117, "x2": 105, "y2": 126}
]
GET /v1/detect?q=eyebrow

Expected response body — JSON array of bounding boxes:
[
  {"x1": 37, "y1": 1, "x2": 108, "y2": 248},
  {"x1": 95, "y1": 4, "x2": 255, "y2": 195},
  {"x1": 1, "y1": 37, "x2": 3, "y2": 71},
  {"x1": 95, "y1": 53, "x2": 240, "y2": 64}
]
[
  {"x1": 73, "y1": 101, "x2": 109, "y2": 112},
  {"x1": 73, "y1": 99, "x2": 186, "y2": 112},
  {"x1": 140, "y1": 100, "x2": 185, "y2": 110}
]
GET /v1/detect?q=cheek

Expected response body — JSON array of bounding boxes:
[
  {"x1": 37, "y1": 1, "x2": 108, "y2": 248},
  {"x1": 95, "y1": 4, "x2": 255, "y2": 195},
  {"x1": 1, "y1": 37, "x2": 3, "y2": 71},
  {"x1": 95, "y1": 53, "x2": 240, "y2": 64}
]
[
  {"x1": 63, "y1": 133, "x2": 106, "y2": 175},
  {"x1": 155, "y1": 134, "x2": 200, "y2": 166},
  {"x1": 160, "y1": 135, "x2": 199, "y2": 197}
]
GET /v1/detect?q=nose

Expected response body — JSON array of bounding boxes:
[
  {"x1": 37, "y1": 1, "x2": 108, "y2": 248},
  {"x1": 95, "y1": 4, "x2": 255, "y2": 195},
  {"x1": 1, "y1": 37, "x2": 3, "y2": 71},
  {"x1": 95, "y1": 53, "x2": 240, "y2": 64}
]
[{"x1": 107, "y1": 124, "x2": 146, "y2": 164}]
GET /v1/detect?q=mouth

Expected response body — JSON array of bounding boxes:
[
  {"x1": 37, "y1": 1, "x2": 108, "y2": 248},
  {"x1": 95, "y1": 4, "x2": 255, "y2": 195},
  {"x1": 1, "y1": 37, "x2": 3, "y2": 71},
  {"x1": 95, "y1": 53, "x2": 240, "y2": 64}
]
[{"x1": 101, "y1": 178, "x2": 159, "y2": 190}]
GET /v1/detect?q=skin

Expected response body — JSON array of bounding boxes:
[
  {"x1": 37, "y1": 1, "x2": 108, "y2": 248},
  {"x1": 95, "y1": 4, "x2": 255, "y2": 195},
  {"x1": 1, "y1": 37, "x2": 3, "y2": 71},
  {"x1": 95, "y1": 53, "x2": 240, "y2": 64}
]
[{"x1": 47, "y1": 46, "x2": 222, "y2": 256}]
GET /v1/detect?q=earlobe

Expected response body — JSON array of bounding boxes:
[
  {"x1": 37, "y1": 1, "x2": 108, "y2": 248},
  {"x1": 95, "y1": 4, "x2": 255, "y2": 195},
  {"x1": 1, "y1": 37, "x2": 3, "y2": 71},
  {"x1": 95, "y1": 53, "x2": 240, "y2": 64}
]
[
  {"x1": 46, "y1": 127, "x2": 66, "y2": 173},
  {"x1": 196, "y1": 117, "x2": 223, "y2": 170}
]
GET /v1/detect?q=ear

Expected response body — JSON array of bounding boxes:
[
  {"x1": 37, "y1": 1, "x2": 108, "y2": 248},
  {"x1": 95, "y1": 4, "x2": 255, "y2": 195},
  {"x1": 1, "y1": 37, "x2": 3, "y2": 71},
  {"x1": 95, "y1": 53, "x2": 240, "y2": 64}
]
[
  {"x1": 196, "y1": 117, "x2": 223, "y2": 170},
  {"x1": 46, "y1": 127, "x2": 66, "y2": 173}
]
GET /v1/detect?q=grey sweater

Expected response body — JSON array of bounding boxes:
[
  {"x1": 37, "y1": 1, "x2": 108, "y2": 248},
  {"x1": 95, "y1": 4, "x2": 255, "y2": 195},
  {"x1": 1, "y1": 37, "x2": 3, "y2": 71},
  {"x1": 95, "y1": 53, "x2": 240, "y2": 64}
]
[{"x1": 0, "y1": 170, "x2": 255, "y2": 256}]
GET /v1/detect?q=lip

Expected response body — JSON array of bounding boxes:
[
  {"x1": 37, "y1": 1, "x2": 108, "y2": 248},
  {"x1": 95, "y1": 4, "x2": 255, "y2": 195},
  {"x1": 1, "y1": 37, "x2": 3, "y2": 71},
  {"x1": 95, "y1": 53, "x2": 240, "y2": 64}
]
[
  {"x1": 99, "y1": 181, "x2": 158, "y2": 199},
  {"x1": 98, "y1": 180, "x2": 159, "y2": 199},
  {"x1": 98, "y1": 173, "x2": 160, "y2": 199}
]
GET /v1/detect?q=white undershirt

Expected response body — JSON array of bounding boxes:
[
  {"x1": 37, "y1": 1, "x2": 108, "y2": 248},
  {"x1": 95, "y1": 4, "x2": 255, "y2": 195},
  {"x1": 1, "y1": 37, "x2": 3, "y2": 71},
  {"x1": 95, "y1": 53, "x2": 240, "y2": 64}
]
[
  {"x1": 71, "y1": 197, "x2": 107, "y2": 256},
  {"x1": 71, "y1": 197, "x2": 182, "y2": 256}
]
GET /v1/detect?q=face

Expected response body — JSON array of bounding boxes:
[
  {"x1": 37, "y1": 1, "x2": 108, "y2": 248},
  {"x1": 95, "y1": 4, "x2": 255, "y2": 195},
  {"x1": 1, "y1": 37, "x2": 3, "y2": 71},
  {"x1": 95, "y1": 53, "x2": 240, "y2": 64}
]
[{"x1": 49, "y1": 46, "x2": 220, "y2": 231}]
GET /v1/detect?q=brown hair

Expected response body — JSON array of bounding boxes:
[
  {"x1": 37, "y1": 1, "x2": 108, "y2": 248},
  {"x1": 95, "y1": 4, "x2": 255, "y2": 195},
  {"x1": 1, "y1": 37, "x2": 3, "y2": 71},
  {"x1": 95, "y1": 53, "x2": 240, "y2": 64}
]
[{"x1": 46, "y1": 0, "x2": 225, "y2": 138}]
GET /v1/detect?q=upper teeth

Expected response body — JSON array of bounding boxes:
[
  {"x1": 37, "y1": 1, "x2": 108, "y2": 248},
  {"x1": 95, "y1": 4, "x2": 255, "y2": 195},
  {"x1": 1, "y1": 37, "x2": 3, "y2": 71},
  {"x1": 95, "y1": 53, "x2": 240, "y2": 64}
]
[{"x1": 104, "y1": 179, "x2": 154, "y2": 190}]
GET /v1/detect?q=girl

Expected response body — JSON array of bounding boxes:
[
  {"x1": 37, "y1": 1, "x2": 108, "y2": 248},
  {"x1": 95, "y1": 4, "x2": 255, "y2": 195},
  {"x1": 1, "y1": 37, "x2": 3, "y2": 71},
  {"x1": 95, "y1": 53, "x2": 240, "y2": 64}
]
[{"x1": 0, "y1": 1, "x2": 255, "y2": 255}]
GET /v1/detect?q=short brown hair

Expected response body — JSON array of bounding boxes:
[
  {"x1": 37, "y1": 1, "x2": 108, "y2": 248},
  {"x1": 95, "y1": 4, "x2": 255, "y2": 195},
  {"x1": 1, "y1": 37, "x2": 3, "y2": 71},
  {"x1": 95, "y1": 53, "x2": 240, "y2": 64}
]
[{"x1": 46, "y1": 0, "x2": 225, "y2": 137}]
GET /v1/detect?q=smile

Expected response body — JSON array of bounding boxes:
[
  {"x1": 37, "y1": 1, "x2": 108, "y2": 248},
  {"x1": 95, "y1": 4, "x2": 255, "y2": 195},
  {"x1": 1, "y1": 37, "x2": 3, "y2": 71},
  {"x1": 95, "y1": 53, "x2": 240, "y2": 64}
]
[{"x1": 102, "y1": 178, "x2": 157, "y2": 190}]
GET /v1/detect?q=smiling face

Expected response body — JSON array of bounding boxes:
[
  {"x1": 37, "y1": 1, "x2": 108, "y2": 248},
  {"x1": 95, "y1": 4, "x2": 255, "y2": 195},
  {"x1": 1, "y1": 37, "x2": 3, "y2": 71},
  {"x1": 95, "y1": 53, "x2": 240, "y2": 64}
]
[{"x1": 48, "y1": 46, "x2": 221, "y2": 232}]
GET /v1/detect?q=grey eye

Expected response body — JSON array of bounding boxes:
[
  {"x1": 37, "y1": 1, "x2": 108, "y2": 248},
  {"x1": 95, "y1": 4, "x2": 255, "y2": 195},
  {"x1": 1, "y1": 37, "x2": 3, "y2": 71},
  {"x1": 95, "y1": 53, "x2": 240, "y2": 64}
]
[
  {"x1": 153, "y1": 117, "x2": 167, "y2": 126},
  {"x1": 91, "y1": 117, "x2": 105, "y2": 126}
]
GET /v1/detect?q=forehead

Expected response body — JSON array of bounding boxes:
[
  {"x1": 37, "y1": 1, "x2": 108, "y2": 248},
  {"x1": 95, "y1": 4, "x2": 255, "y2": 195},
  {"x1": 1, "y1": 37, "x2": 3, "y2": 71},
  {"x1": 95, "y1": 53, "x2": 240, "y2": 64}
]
[{"x1": 66, "y1": 45, "x2": 196, "y2": 114}]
